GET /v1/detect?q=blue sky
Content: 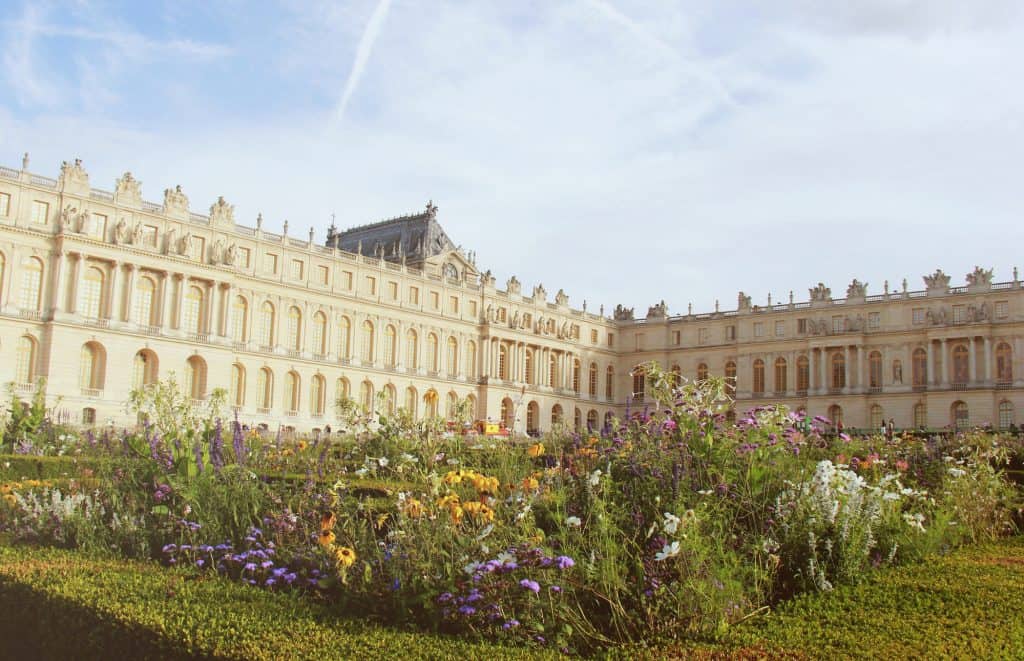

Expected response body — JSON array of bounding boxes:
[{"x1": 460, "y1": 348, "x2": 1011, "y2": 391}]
[{"x1": 2, "y1": 1, "x2": 1022, "y2": 314}]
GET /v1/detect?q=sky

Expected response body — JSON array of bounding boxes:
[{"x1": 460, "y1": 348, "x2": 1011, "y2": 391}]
[{"x1": 1, "y1": 0, "x2": 1022, "y2": 316}]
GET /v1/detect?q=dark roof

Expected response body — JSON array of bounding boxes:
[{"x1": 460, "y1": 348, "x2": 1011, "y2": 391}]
[{"x1": 326, "y1": 202, "x2": 455, "y2": 263}]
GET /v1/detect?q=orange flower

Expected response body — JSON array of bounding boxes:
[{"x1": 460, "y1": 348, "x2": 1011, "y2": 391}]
[
  {"x1": 318, "y1": 530, "x2": 336, "y2": 547},
  {"x1": 462, "y1": 501, "x2": 495, "y2": 523},
  {"x1": 527, "y1": 443, "x2": 545, "y2": 458},
  {"x1": 320, "y1": 511, "x2": 336, "y2": 531},
  {"x1": 522, "y1": 477, "x2": 539, "y2": 491},
  {"x1": 403, "y1": 498, "x2": 424, "y2": 518}
]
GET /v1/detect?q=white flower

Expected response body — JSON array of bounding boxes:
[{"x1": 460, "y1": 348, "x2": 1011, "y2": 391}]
[
  {"x1": 947, "y1": 467, "x2": 967, "y2": 478},
  {"x1": 903, "y1": 512, "x2": 926, "y2": 532},
  {"x1": 588, "y1": 469, "x2": 602, "y2": 487},
  {"x1": 697, "y1": 489, "x2": 713, "y2": 496},
  {"x1": 654, "y1": 541, "x2": 681, "y2": 561},
  {"x1": 496, "y1": 551, "x2": 516, "y2": 565},
  {"x1": 355, "y1": 467, "x2": 369, "y2": 478},
  {"x1": 662, "y1": 512, "x2": 681, "y2": 535},
  {"x1": 377, "y1": 456, "x2": 390, "y2": 468},
  {"x1": 399, "y1": 453, "x2": 417, "y2": 464},
  {"x1": 565, "y1": 516, "x2": 582, "y2": 528},
  {"x1": 882, "y1": 492, "x2": 900, "y2": 501},
  {"x1": 464, "y1": 561, "x2": 482, "y2": 575}
]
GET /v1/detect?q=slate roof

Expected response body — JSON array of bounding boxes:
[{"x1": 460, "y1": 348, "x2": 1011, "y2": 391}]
[{"x1": 326, "y1": 202, "x2": 455, "y2": 265}]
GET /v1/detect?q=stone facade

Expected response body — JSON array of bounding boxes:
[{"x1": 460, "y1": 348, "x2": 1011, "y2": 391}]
[{"x1": 0, "y1": 157, "x2": 1020, "y2": 433}]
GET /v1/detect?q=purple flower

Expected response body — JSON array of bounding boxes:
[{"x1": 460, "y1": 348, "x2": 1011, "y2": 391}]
[
  {"x1": 550, "y1": 585, "x2": 562, "y2": 593},
  {"x1": 232, "y1": 414, "x2": 247, "y2": 466},
  {"x1": 210, "y1": 419, "x2": 225, "y2": 472},
  {"x1": 244, "y1": 562, "x2": 257, "y2": 572},
  {"x1": 502, "y1": 619, "x2": 520, "y2": 630},
  {"x1": 437, "y1": 592, "x2": 453, "y2": 603},
  {"x1": 458, "y1": 605, "x2": 477, "y2": 616},
  {"x1": 555, "y1": 555, "x2": 575, "y2": 570},
  {"x1": 519, "y1": 579, "x2": 540, "y2": 594}
]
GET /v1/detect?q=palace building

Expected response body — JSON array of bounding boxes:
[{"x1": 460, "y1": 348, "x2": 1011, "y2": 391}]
[{"x1": 0, "y1": 156, "x2": 1020, "y2": 433}]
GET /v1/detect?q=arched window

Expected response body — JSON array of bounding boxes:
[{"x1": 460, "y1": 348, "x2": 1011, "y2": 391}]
[
  {"x1": 752, "y1": 359, "x2": 765, "y2": 395},
  {"x1": 588, "y1": 362, "x2": 598, "y2": 396},
  {"x1": 551, "y1": 404, "x2": 564, "y2": 426},
  {"x1": 466, "y1": 394, "x2": 477, "y2": 418},
  {"x1": 912, "y1": 348, "x2": 928, "y2": 387},
  {"x1": 446, "y1": 336, "x2": 458, "y2": 376},
  {"x1": 134, "y1": 276, "x2": 157, "y2": 326},
  {"x1": 446, "y1": 392, "x2": 458, "y2": 419},
  {"x1": 573, "y1": 359, "x2": 581, "y2": 393},
  {"x1": 338, "y1": 316, "x2": 351, "y2": 359},
  {"x1": 230, "y1": 363, "x2": 245, "y2": 406},
  {"x1": 361, "y1": 320, "x2": 374, "y2": 363},
  {"x1": 19, "y1": 257, "x2": 43, "y2": 312},
  {"x1": 285, "y1": 371, "x2": 301, "y2": 413},
  {"x1": 79, "y1": 266, "x2": 105, "y2": 319},
  {"x1": 383, "y1": 384, "x2": 397, "y2": 416},
  {"x1": 914, "y1": 402, "x2": 927, "y2": 428},
  {"x1": 16, "y1": 336, "x2": 37, "y2": 385},
  {"x1": 774, "y1": 357, "x2": 787, "y2": 393},
  {"x1": 335, "y1": 377, "x2": 350, "y2": 405},
  {"x1": 724, "y1": 361, "x2": 737, "y2": 396},
  {"x1": 424, "y1": 389, "x2": 438, "y2": 417},
  {"x1": 312, "y1": 312, "x2": 327, "y2": 355},
  {"x1": 524, "y1": 350, "x2": 534, "y2": 384},
  {"x1": 185, "y1": 355, "x2": 207, "y2": 400},
  {"x1": 526, "y1": 401, "x2": 539, "y2": 434},
  {"x1": 405, "y1": 386, "x2": 418, "y2": 418},
  {"x1": 952, "y1": 401, "x2": 969, "y2": 431},
  {"x1": 384, "y1": 325, "x2": 397, "y2": 367},
  {"x1": 465, "y1": 340, "x2": 477, "y2": 378},
  {"x1": 79, "y1": 342, "x2": 106, "y2": 391},
  {"x1": 0, "y1": 252, "x2": 5, "y2": 306},
  {"x1": 996, "y1": 342, "x2": 1013, "y2": 383},
  {"x1": 574, "y1": 407, "x2": 582, "y2": 431},
  {"x1": 231, "y1": 296, "x2": 248, "y2": 342},
  {"x1": 287, "y1": 306, "x2": 302, "y2": 351},
  {"x1": 549, "y1": 354, "x2": 557, "y2": 387},
  {"x1": 405, "y1": 329, "x2": 418, "y2": 369},
  {"x1": 998, "y1": 400, "x2": 1014, "y2": 430},
  {"x1": 869, "y1": 351, "x2": 882, "y2": 388},
  {"x1": 360, "y1": 381, "x2": 374, "y2": 413},
  {"x1": 259, "y1": 302, "x2": 275, "y2": 347},
  {"x1": 587, "y1": 409, "x2": 599, "y2": 430},
  {"x1": 892, "y1": 359, "x2": 903, "y2": 384},
  {"x1": 257, "y1": 368, "x2": 274, "y2": 409},
  {"x1": 697, "y1": 362, "x2": 709, "y2": 382},
  {"x1": 426, "y1": 333, "x2": 439, "y2": 372},
  {"x1": 827, "y1": 404, "x2": 843, "y2": 428},
  {"x1": 632, "y1": 366, "x2": 645, "y2": 402},
  {"x1": 310, "y1": 375, "x2": 325, "y2": 415},
  {"x1": 498, "y1": 344, "x2": 508, "y2": 380},
  {"x1": 183, "y1": 285, "x2": 204, "y2": 334},
  {"x1": 870, "y1": 404, "x2": 884, "y2": 430},
  {"x1": 952, "y1": 344, "x2": 969, "y2": 385},
  {"x1": 831, "y1": 352, "x2": 845, "y2": 389},
  {"x1": 796, "y1": 355, "x2": 810, "y2": 392},
  {"x1": 132, "y1": 350, "x2": 159, "y2": 390},
  {"x1": 606, "y1": 365, "x2": 614, "y2": 399},
  {"x1": 500, "y1": 397, "x2": 513, "y2": 427}
]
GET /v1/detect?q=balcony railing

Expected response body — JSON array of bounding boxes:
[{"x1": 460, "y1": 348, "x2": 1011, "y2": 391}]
[
  {"x1": 996, "y1": 381, "x2": 1013, "y2": 390},
  {"x1": 868, "y1": 386, "x2": 882, "y2": 394},
  {"x1": 80, "y1": 388, "x2": 102, "y2": 398},
  {"x1": 232, "y1": 341, "x2": 247, "y2": 351},
  {"x1": 951, "y1": 383, "x2": 968, "y2": 391},
  {"x1": 912, "y1": 385, "x2": 927, "y2": 392},
  {"x1": 795, "y1": 389, "x2": 808, "y2": 397},
  {"x1": 259, "y1": 344, "x2": 275, "y2": 353},
  {"x1": 313, "y1": 353, "x2": 327, "y2": 362},
  {"x1": 144, "y1": 325, "x2": 161, "y2": 336},
  {"x1": 190, "y1": 333, "x2": 210, "y2": 344},
  {"x1": 19, "y1": 309, "x2": 41, "y2": 321},
  {"x1": 285, "y1": 410, "x2": 299, "y2": 417},
  {"x1": 15, "y1": 382, "x2": 35, "y2": 394},
  {"x1": 287, "y1": 349, "x2": 301, "y2": 358},
  {"x1": 257, "y1": 407, "x2": 272, "y2": 415},
  {"x1": 84, "y1": 317, "x2": 109, "y2": 328}
]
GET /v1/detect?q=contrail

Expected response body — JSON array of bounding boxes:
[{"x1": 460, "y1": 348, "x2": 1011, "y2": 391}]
[
  {"x1": 584, "y1": 0, "x2": 736, "y2": 107},
  {"x1": 331, "y1": 0, "x2": 393, "y2": 127}
]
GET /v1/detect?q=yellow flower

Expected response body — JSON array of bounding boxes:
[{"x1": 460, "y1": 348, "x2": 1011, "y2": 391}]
[
  {"x1": 588, "y1": 436, "x2": 598, "y2": 446},
  {"x1": 2, "y1": 494, "x2": 16, "y2": 507},
  {"x1": 318, "y1": 529, "x2": 336, "y2": 547},
  {"x1": 297, "y1": 440, "x2": 308, "y2": 452},
  {"x1": 443, "y1": 470, "x2": 464, "y2": 486},
  {"x1": 375, "y1": 513, "x2": 390, "y2": 530},
  {"x1": 334, "y1": 546, "x2": 357, "y2": 568},
  {"x1": 521, "y1": 477, "x2": 539, "y2": 491},
  {"x1": 527, "y1": 442, "x2": 545, "y2": 458},
  {"x1": 320, "y1": 511, "x2": 336, "y2": 532},
  {"x1": 449, "y1": 504, "x2": 464, "y2": 525},
  {"x1": 577, "y1": 447, "x2": 598, "y2": 459},
  {"x1": 403, "y1": 498, "x2": 424, "y2": 518},
  {"x1": 462, "y1": 501, "x2": 495, "y2": 523},
  {"x1": 472, "y1": 474, "x2": 499, "y2": 495},
  {"x1": 437, "y1": 493, "x2": 460, "y2": 509},
  {"x1": 0, "y1": 484, "x2": 11, "y2": 496}
]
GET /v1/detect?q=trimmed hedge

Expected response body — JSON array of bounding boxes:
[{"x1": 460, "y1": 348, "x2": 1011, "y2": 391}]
[
  {"x1": 0, "y1": 454, "x2": 109, "y2": 481},
  {"x1": 0, "y1": 546, "x2": 552, "y2": 660},
  {"x1": 628, "y1": 536, "x2": 1024, "y2": 659}
]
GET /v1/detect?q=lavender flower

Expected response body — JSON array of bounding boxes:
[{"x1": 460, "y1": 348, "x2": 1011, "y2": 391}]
[
  {"x1": 232, "y1": 413, "x2": 247, "y2": 466},
  {"x1": 210, "y1": 418, "x2": 225, "y2": 472},
  {"x1": 193, "y1": 441, "x2": 204, "y2": 474},
  {"x1": 519, "y1": 579, "x2": 540, "y2": 594}
]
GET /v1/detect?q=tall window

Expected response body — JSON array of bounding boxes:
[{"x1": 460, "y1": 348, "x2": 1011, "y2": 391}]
[
  {"x1": 724, "y1": 361, "x2": 737, "y2": 396},
  {"x1": 185, "y1": 356, "x2": 206, "y2": 400},
  {"x1": 16, "y1": 336, "x2": 36, "y2": 384},
  {"x1": 257, "y1": 368, "x2": 274, "y2": 409},
  {"x1": 338, "y1": 316, "x2": 351, "y2": 359},
  {"x1": 285, "y1": 371, "x2": 300, "y2": 412},
  {"x1": 588, "y1": 362, "x2": 598, "y2": 396},
  {"x1": 31, "y1": 200, "x2": 49, "y2": 224},
  {"x1": 383, "y1": 384, "x2": 396, "y2": 416},
  {"x1": 774, "y1": 357, "x2": 787, "y2": 393},
  {"x1": 697, "y1": 363, "x2": 709, "y2": 382},
  {"x1": 360, "y1": 381, "x2": 374, "y2": 413},
  {"x1": 870, "y1": 404, "x2": 884, "y2": 430},
  {"x1": 998, "y1": 401, "x2": 1014, "y2": 430},
  {"x1": 426, "y1": 333, "x2": 439, "y2": 372},
  {"x1": 912, "y1": 348, "x2": 927, "y2": 386},
  {"x1": 500, "y1": 398, "x2": 513, "y2": 427},
  {"x1": 573, "y1": 359, "x2": 581, "y2": 393},
  {"x1": 19, "y1": 257, "x2": 43, "y2": 312},
  {"x1": 551, "y1": 404, "x2": 563, "y2": 425},
  {"x1": 447, "y1": 392, "x2": 458, "y2": 419},
  {"x1": 498, "y1": 344, "x2": 508, "y2": 380},
  {"x1": 526, "y1": 401, "x2": 538, "y2": 433},
  {"x1": 134, "y1": 276, "x2": 156, "y2": 326},
  {"x1": 446, "y1": 337, "x2": 458, "y2": 376},
  {"x1": 606, "y1": 365, "x2": 614, "y2": 399},
  {"x1": 952, "y1": 344, "x2": 969, "y2": 384},
  {"x1": 79, "y1": 266, "x2": 105, "y2": 318},
  {"x1": 797, "y1": 355, "x2": 809, "y2": 392},
  {"x1": 287, "y1": 307, "x2": 302, "y2": 351},
  {"x1": 259, "y1": 302, "x2": 275, "y2": 347},
  {"x1": 914, "y1": 402, "x2": 927, "y2": 428},
  {"x1": 232, "y1": 297, "x2": 248, "y2": 342},
  {"x1": 869, "y1": 351, "x2": 883, "y2": 388},
  {"x1": 132, "y1": 350, "x2": 158, "y2": 390},
  {"x1": 827, "y1": 404, "x2": 843, "y2": 427},
  {"x1": 231, "y1": 363, "x2": 245, "y2": 406},
  {"x1": 312, "y1": 312, "x2": 327, "y2": 355},
  {"x1": 465, "y1": 341, "x2": 477, "y2": 378},
  {"x1": 952, "y1": 401, "x2": 969, "y2": 431},
  {"x1": 632, "y1": 367, "x2": 645, "y2": 402},
  {"x1": 830, "y1": 352, "x2": 846, "y2": 389},
  {"x1": 524, "y1": 350, "x2": 534, "y2": 384},
  {"x1": 336, "y1": 377, "x2": 350, "y2": 404},
  {"x1": 361, "y1": 320, "x2": 374, "y2": 363},
  {"x1": 79, "y1": 343, "x2": 104, "y2": 390},
  {"x1": 996, "y1": 343, "x2": 1013, "y2": 383},
  {"x1": 752, "y1": 359, "x2": 765, "y2": 395},
  {"x1": 548, "y1": 354, "x2": 557, "y2": 387},
  {"x1": 384, "y1": 325, "x2": 397, "y2": 367},
  {"x1": 183, "y1": 285, "x2": 204, "y2": 334},
  {"x1": 310, "y1": 375, "x2": 325, "y2": 415},
  {"x1": 406, "y1": 329, "x2": 418, "y2": 369},
  {"x1": 405, "y1": 386, "x2": 418, "y2": 418},
  {"x1": 424, "y1": 389, "x2": 438, "y2": 418}
]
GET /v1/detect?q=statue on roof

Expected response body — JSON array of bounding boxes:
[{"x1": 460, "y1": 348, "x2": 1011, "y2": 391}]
[{"x1": 425, "y1": 200, "x2": 438, "y2": 219}]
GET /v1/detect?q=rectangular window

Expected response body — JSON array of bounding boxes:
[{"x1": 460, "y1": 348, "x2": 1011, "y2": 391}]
[
  {"x1": 497, "y1": 307, "x2": 507, "y2": 322},
  {"x1": 449, "y1": 295, "x2": 459, "y2": 314},
  {"x1": 469, "y1": 300, "x2": 477, "y2": 318},
  {"x1": 775, "y1": 320, "x2": 785, "y2": 337},
  {"x1": 264, "y1": 253, "x2": 278, "y2": 274},
  {"x1": 868, "y1": 312, "x2": 880, "y2": 329},
  {"x1": 753, "y1": 322, "x2": 764, "y2": 337},
  {"x1": 912, "y1": 308, "x2": 925, "y2": 325},
  {"x1": 832, "y1": 315, "x2": 844, "y2": 333},
  {"x1": 0, "y1": 192, "x2": 11, "y2": 217},
  {"x1": 408, "y1": 286, "x2": 419, "y2": 304},
  {"x1": 91, "y1": 213, "x2": 107, "y2": 240},
  {"x1": 635, "y1": 333, "x2": 645, "y2": 351},
  {"x1": 237, "y1": 246, "x2": 250, "y2": 267},
  {"x1": 431, "y1": 291, "x2": 440, "y2": 309},
  {"x1": 365, "y1": 275, "x2": 376, "y2": 295},
  {"x1": 797, "y1": 318, "x2": 808, "y2": 334},
  {"x1": 995, "y1": 301, "x2": 1008, "y2": 319},
  {"x1": 342, "y1": 271, "x2": 353, "y2": 289},
  {"x1": 608, "y1": 332, "x2": 615, "y2": 347},
  {"x1": 725, "y1": 325, "x2": 736, "y2": 341},
  {"x1": 290, "y1": 259, "x2": 304, "y2": 280},
  {"x1": 698, "y1": 328, "x2": 708, "y2": 345},
  {"x1": 388, "y1": 281, "x2": 398, "y2": 299},
  {"x1": 142, "y1": 225, "x2": 158, "y2": 248},
  {"x1": 671, "y1": 330, "x2": 681, "y2": 345},
  {"x1": 590, "y1": 329, "x2": 598, "y2": 344},
  {"x1": 31, "y1": 200, "x2": 49, "y2": 224},
  {"x1": 191, "y1": 236, "x2": 205, "y2": 262},
  {"x1": 317, "y1": 265, "x2": 329, "y2": 285},
  {"x1": 952, "y1": 305, "x2": 965, "y2": 324}
]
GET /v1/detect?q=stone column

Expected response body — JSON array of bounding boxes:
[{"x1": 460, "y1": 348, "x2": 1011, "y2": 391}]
[
  {"x1": 843, "y1": 345, "x2": 850, "y2": 392},
  {"x1": 939, "y1": 339, "x2": 949, "y2": 387},
  {"x1": 221, "y1": 284, "x2": 233, "y2": 338},
  {"x1": 66, "y1": 253, "x2": 82, "y2": 314},
  {"x1": 123, "y1": 265, "x2": 137, "y2": 323},
  {"x1": 983, "y1": 337, "x2": 992, "y2": 383},
  {"x1": 858, "y1": 346, "x2": 867, "y2": 392},
  {"x1": 818, "y1": 348, "x2": 826, "y2": 394},
  {"x1": 106, "y1": 261, "x2": 121, "y2": 320},
  {"x1": 272, "y1": 296, "x2": 283, "y2": 348},
  {"x1": 175, "y1": 275, "x2": 189, "y2": 330},
  {"x1": 159, "y1": 272, "x2": 173, "y2": 329},
  {"x1": 926, "y1": 341, "x2": 935, "y2": 386},
  {"x1": 968, "y1": 337, "x2": 977, "y2": 384},
  {"x1": 50, "y1": 251, "x2": 67, "y2": 314}
]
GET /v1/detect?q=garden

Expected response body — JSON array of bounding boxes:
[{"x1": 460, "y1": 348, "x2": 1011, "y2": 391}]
[{"x1": 0, "y1": 363, "x2": 1021, "y2": 657}]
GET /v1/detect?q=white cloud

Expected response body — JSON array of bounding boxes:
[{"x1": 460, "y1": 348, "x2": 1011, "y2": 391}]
[{"x1": 330, "y1": 0, "x2": 393, "y2": 128}]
